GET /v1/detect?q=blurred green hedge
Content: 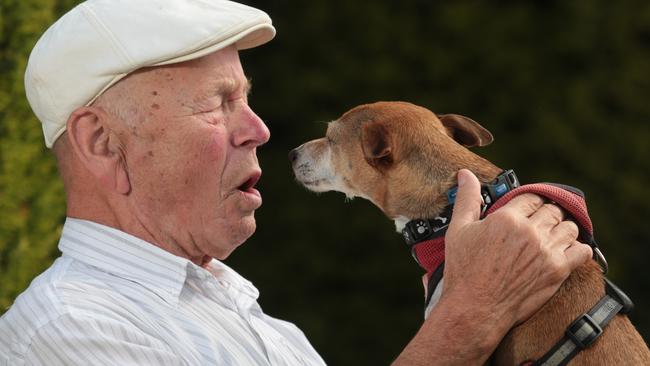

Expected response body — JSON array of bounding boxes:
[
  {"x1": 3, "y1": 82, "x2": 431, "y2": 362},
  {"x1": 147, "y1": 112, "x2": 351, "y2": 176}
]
[{"x1": 2, "y1": 0, "x2": 649, "y2": 365}]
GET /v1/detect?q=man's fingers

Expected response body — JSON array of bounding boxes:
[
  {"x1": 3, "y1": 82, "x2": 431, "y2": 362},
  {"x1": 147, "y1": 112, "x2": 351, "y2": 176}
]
[
  {"x1": 529, "y1": 203, "x2": 565, "y2": 229},
  {"x1": 449, "y1": 169, "x2": 483, "y2": 231},
  {"x1": 502, "y1": 193, "x2": 545, "y2": 217},
  {"x1": 550, "y1": 220, "x2": 580, "y2": 249},
  {"x1": 564, "y1": 242, "x2": 593, "y2": 271}
]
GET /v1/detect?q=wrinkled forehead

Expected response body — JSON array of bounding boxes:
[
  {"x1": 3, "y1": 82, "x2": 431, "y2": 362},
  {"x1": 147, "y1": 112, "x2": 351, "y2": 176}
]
[
  {"x1": 102, "y1": 47, "x2": 249, "y2": 103},
  {"x1": 154, "y1": 47, "x2": 247, "y2": 90}
]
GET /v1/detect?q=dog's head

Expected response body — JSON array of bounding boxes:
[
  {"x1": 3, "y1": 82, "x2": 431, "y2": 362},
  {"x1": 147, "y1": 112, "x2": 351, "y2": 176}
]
[{"x1": 289, "y1": 101, "x2": 497, "y2": 219}]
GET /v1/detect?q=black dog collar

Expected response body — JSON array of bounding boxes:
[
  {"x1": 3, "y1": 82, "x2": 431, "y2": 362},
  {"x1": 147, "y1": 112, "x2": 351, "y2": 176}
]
[{"x1": 402, "y1": 169, "x2": 521, "y2": 247}]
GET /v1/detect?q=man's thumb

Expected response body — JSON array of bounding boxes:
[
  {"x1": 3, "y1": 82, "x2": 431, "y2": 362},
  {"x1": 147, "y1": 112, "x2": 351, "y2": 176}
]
[{"x1": 449, "y1": 169, "x2": 483, "y2": 231}]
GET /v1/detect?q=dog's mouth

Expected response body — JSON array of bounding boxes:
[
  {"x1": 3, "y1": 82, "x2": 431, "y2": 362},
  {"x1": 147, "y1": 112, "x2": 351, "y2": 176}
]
[{"x1": 300, "y1": 179, "x2": 324, "y2": 187}]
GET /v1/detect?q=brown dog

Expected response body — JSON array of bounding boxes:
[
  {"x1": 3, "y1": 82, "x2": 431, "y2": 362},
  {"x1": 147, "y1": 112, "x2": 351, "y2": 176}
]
[{"x1": 289, "y1": 101, "x2": 650, "y2": 365}]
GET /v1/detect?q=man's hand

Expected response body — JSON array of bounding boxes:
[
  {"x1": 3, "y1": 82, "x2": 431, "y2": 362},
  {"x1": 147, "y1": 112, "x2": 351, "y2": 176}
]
[
  {"x1": 393, "y1": 169, "x2": 592, "y2": 366},
  {"x1": 443, "y1": 169, "x2": 592, "y2": 327}
]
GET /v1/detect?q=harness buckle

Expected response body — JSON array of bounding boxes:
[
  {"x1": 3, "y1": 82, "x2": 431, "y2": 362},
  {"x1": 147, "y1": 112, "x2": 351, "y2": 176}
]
[{"x1": 566, "y1": 313, "x2": 603, "y2": 349}]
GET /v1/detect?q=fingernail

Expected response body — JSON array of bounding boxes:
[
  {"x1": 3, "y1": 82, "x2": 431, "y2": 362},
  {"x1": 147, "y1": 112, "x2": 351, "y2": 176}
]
[{"x1": 458, "y1": 170, "x2": 467, "y2": 187}]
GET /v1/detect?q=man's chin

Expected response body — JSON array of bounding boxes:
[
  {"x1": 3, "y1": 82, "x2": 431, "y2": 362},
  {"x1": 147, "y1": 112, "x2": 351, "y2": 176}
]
[
  {"x1": 238, "y1": 215, "x2": 257, "y2": 242},
  {"x1": 210, "y1": 217, "x2": 257, "y2": 259}
]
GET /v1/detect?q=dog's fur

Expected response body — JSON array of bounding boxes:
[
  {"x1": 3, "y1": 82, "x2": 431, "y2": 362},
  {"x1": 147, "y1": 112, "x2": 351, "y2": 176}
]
[{"x1": 290, "y1": 101, "x2": 650, "y2": 365}]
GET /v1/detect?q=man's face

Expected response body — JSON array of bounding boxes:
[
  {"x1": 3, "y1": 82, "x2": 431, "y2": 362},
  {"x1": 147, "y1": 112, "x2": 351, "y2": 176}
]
[{"x1": 110, "y1": 47, "x2": 270, "y2": 261}]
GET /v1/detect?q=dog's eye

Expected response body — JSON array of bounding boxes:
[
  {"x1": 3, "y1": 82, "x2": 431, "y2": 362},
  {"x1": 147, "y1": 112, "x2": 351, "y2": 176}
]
[{"x1": 326, "y1": 136, "x2": 335, "y2": 145}]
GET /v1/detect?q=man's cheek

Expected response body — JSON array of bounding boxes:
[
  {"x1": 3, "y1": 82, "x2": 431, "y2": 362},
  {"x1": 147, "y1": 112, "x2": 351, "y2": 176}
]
[{"x1": 196, "y1": 127, "x2": 226, "y2": 157}]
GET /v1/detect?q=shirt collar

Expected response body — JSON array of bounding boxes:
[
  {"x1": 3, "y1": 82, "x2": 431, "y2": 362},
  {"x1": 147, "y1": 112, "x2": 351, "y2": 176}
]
[
  {"x1": 59, "y1": 218, "x2": 193, "y2": 305},
  {"x1": 58, "y1": 218, "x2": 261, "y2": 309}
]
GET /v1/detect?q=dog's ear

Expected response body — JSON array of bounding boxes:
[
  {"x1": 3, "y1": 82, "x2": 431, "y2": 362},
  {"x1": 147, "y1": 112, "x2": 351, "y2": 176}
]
[
  {"x1": 361, "y1": 121, "x2": 393, "y2": 169},
  {"x1": 438, "y1": 114, "x2": 494, "y2": 147}
]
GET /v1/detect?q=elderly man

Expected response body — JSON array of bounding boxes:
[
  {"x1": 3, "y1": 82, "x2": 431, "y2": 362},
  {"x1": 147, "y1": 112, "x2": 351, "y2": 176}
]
[{"x1": 0, "y1": 0, "x2": 592, "y2": 365}]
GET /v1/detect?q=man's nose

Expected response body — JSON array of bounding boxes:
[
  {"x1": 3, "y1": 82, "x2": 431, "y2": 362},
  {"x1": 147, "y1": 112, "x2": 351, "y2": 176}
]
[{"x1": 232, "y1": 105, "x2": 270, "y2": 147}]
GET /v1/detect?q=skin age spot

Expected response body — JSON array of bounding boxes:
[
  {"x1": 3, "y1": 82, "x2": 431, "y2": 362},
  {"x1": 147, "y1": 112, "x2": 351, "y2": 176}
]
[
  {"x1": 152, "y1": 103, "x2": 160, "y2": 109},
  {"x1": 147, "y1": 151, "x2": 154, "y2": 157},
  {"x1": 152, "y1": 91, "x2": 158, "y2": 96}
]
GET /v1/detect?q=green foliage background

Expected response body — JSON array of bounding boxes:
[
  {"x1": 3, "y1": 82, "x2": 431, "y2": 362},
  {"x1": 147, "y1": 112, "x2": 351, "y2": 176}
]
[{"x1": 1, "y1": 0, "x2": 649, "y2": 364}]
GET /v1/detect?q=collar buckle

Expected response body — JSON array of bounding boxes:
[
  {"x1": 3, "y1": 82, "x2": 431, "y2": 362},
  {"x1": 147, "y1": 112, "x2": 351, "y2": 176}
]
[
  {"x1": 402, "y1": 219, "x2": 434, "y2": 246},
  {"x1": 447, "y1": 169, "x2": 520, "y2": 206}
]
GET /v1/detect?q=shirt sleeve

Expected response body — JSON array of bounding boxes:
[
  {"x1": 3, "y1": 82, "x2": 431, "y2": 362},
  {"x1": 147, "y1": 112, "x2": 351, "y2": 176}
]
[{"x1": 23, "y1": 313, "x2": 184, "y2": 366}]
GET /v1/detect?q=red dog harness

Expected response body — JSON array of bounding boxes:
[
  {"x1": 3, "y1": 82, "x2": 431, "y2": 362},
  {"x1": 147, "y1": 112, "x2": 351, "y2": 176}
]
[
  {"x1": 404, "y1": 173, "x2": 602, "y2": 282},
  {"x1": 401, "y1": 170, "x2": 632, "y2": 366}
]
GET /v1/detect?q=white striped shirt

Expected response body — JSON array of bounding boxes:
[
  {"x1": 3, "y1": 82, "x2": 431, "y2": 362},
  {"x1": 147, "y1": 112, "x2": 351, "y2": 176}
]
[{"x1": 0, "y1": 218, "x2": 326, "y2": 365}]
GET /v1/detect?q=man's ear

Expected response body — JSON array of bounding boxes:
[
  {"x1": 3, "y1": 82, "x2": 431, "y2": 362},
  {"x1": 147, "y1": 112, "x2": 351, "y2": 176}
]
[
  {"x1": 361, "y1": 120, "x2": 394, "y2": 169},
  {"x1": 65, "y1": 107, "x2": 131, "y2": 194},
  {"x1": 438, "y1": 114, "x2": 494, "y2": 147}
]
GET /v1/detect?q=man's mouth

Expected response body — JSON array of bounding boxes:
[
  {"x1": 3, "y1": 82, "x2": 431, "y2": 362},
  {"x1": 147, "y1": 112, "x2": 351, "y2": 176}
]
[{"x1": 237, "y1": 171, "x2": 261, "y2": 193}]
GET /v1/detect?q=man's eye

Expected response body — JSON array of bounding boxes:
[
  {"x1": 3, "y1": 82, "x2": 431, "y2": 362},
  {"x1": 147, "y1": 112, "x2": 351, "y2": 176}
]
[
  {"x1": 228, "y1": 96, "x2": 245, "y2": 104},
  {"x1": 202, "y1": 104, "x2": 223, "y2": 113}
]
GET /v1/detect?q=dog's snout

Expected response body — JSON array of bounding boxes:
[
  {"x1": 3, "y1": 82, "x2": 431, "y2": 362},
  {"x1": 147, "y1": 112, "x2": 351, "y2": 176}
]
[{"x1": 288, "y1": 148, "x2": 299, "y2": 163}]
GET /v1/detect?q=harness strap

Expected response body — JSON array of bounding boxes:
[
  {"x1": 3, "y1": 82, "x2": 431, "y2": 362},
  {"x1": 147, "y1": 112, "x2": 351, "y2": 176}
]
[
  {"x1": 530, "y1": 277, "x2": 633, "y2": 366},
  {"x1": 425, "y1": 262, "x2": 445, "y2": 307},
  {"x1": 410, "y1": 237, "x2": 445, "y2": 274},
  {"x1": 485, "y1": 183, "x2": 608, "y2": 273},
  {"x1": 484, "y1": 183, "x2": 593, "y2": 236}
]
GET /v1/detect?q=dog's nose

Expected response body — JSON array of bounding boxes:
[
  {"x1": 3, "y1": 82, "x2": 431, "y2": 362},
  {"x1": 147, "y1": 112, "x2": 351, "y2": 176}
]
[{"x1": 288, "y1": 148, "x2": 299, "y2": 163}]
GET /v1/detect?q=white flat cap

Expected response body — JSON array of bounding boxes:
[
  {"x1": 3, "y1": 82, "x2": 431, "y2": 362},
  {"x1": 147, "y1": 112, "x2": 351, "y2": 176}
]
[{"x1": 25, "y1": 0, "x2": 275, "y2": 148}]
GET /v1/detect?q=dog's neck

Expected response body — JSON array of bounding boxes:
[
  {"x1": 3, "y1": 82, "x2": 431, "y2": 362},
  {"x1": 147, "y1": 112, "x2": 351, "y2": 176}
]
[{"x1": 389, "y1": 154, "x2": 502, "y2": 232}]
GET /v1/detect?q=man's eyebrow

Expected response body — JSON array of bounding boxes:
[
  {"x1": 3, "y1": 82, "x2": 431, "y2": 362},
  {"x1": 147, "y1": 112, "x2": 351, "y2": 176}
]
[{"x1": 213, "y1": 77, "x2": 252, "y2": 96}]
